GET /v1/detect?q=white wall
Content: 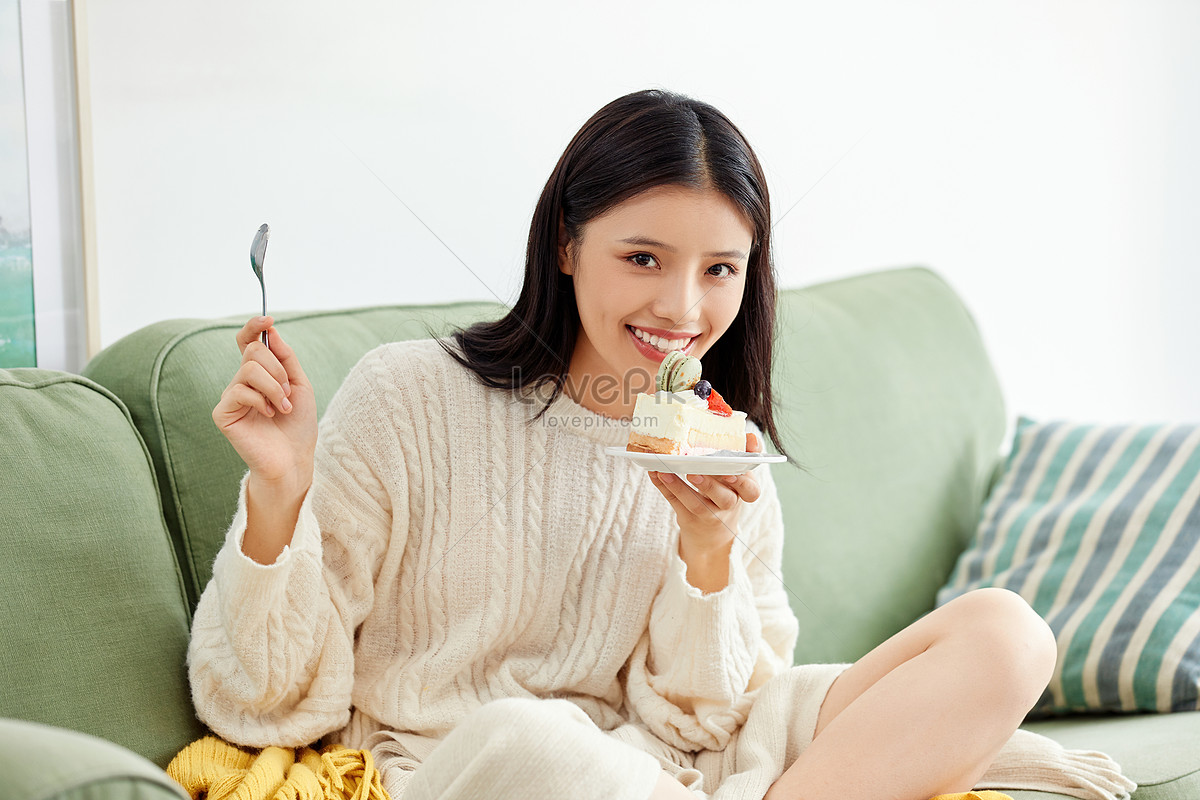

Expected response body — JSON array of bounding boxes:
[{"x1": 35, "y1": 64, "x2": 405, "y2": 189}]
[{"x1": 80, "y1": 0, "x2": 1199, "y2": 427}]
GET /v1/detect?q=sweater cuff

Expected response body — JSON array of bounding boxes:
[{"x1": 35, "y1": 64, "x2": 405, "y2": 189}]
[
  {"x1": 215, "y1": 472, "x2": 319, "y2": 603},
  {"x1": 674, "y1": 539, "x2": 746, "y2": 599},
  {"x1": 647, "y1": 543, "x2": 760, "y2": 705}
]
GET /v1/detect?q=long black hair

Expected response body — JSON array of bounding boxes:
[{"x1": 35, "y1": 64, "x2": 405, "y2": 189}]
[{"x1": 437, "y1": 88, "x2": 789, "y2": 459}]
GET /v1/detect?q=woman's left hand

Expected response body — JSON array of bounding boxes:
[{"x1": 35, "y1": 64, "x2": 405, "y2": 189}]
[{"x1": 648, "y1": 432, "x2": 763, "y2": 558}]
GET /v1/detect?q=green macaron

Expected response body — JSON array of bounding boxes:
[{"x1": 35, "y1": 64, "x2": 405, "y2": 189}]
[
  {"x1": 655, "y1": 351, "x2": 684, "y2": 392},
  {"x1": 656, "y1": 350, "x2": 703, "y2": 393}
]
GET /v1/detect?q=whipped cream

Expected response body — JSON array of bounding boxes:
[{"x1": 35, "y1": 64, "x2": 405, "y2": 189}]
[{"x1": 655, "y1": 390, "x2": 707, "y2": 410}]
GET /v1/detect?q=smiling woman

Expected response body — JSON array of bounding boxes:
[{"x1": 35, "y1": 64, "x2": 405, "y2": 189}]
[
  {"x1": 187, "y1": 88, "x2": 1135, "y2": 800},
  {"x1": 439, "y1": 89, "x2": 786, "y2": 457}
]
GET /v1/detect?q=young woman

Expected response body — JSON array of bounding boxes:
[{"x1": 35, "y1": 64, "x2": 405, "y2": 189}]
[{"x1": 196, "y1": 90, "x2": 1133, "y2": 800}]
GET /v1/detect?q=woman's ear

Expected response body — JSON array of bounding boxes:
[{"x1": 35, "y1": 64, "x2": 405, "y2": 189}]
[{"x1": 557, "y1": 216, "x2": 573, "y2": 276}]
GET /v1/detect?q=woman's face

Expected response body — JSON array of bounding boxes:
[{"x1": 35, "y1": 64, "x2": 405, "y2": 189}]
[{"x1": 559, "y1": 184, "x2": 754, "y2": 418}]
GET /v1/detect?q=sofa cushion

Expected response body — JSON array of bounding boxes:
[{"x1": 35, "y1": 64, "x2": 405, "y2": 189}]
[
  {"x1": 0, "y1": 718, "x2": 187, "y2": 800},
  {"x1": 0, "y1": 369, "x2": 206, "y2": 768},
  {"x1": 1012, "y1": 710, "x2": 1200, "y2": 800},
  {"x1": 938, "y1": 417, "x2": 1200, "y2": 716},
  {"x1": 82, "y1": 303, "x2": 503, "y2": 606},
  {"x1": 771, "y1": 267, "x2": 1006, "y2": 663}
]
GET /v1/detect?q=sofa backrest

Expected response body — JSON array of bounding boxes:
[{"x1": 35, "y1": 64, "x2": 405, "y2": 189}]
[
  {"x1": 82, "y1": 266, "x2": 1006, "y2": 665},
  {"x1": 0, "y1": 369, "x2": 207, "y2": 768},
  {"x1": 770, "y1": 267, "x2": 1006, "y2": 662}
]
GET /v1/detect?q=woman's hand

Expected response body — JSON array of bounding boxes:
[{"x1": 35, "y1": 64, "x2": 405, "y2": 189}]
[
  {"x1": 212, "y1": 316, "x2": 318, "y2": 497},
  {"x1": 648, "y1": 432, "x2": 763, "y2": 589}
]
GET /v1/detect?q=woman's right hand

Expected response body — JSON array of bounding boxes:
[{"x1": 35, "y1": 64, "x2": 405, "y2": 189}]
[{"x1": 213, "y1": 316, "x2": 318, "y2": 498}]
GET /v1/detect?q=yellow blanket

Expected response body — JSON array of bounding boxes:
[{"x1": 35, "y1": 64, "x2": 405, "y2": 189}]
[
  {"x1": 165, "y1": 734, "x2": 1013, "y2": 800},
  {"x1": 167, "y1": 736, "x2": 389, "y2": 800}
]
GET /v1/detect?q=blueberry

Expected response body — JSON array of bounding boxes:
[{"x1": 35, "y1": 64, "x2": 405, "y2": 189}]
[{"x1": 693, "y1": 380, "x2": 712, "y2": 400}]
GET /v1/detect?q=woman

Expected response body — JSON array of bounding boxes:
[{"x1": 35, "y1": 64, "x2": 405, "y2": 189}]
[{"x1": 195, "y1": 89, "x2": 1133, "y2": 800}]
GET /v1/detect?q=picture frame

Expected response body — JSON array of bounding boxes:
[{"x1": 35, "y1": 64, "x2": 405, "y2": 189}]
[
  {"x1": 0, "y1": 0, "x2": 35, "y2": 367},
  {"x1": 2, "y1": 0, "x2": 97, "y2": 372}
]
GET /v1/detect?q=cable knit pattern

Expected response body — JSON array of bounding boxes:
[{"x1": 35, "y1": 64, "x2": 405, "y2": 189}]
[{"x1": 188, "y1": 338, "x2": 794, "y2": 774}]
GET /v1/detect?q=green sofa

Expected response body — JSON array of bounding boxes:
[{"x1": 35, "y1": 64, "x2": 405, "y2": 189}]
[{"x1": 1, "y1": 266, "x2": 1196, "y2": 799}]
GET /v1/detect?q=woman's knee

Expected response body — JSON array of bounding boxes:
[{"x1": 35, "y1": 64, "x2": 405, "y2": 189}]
[{"x1": 947, "y1": 587, "x2": 1058, "y2": 700}]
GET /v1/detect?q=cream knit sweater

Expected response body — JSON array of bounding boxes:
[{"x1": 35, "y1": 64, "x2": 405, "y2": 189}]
[
  {"x1": 188, "y1": 337, "x2": 797, "y2": 757},
  {"x1": 188, "y1": 338, "x2": 1136, "y2": 800}
]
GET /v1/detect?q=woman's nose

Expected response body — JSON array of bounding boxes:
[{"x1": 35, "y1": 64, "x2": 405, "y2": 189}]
[{"x1": 651, "y1": 273, "x2": 704, "y2": 326}]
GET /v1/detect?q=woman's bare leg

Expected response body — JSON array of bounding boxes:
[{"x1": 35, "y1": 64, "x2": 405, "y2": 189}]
[{"x1": 764, "y1": 588, "x2": 1057, "y2": 800}]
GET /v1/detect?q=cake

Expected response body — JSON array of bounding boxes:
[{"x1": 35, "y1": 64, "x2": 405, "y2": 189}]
[{"x1": 626, "y1": 350, "x2": 748, "y2": 456}]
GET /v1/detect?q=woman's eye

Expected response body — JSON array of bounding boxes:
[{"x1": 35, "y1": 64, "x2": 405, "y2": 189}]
[
  {"x1": 629, "y1": 253, "x2": 657, "y2": 268},
  {"x1": 708, "y1": 263, "x2": 738, "y2": 278}
]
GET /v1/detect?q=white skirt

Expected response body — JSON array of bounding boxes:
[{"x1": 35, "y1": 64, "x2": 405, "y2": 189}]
[{"x1": 365, "y1": 662, "x2": 852, "y2": 800}]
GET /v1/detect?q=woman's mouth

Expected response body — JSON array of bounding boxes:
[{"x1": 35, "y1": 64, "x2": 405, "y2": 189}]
[{"x1": 626, "y1": 325, "x2": 698, "y2": 360}]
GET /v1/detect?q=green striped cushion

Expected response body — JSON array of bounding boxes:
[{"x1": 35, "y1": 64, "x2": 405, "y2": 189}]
[{"x1": 937, "y1": 416, "x2": 1200, "y2": 715}]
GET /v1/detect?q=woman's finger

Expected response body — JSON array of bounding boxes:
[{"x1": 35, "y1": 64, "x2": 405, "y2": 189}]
[
  {"x1": 235, "y1": 316, "x2": 274, "y2": 355},
  {"x1": 716, "y1": 471, "x2": 762, "y2": 503},
  {"x1": 243, "y1": 339, "x2": 290, "y2": 396},
  {"x1": 236, "y1": 359, "x2": 292, "y2": 414},
  {"x1": 651, "y1": 472, "x2": 712, "y2": 516},
  {"x1": 214, "y1": 383, "x2": 275, "y2": 428},
  {"x1": 264, "y1": 325, "x2": 310, "y2": 387},
  {"x1": 685, "y1": 474, "x2": 741, "y2": 511},
  {"x1": 746, "y1": 432, "x2": 762, "y2": 453}
]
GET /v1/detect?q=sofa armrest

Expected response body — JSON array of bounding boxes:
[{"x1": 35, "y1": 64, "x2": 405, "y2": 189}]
[{"x1": 0, "y1": 718, "x2": 188, "y2": 800}]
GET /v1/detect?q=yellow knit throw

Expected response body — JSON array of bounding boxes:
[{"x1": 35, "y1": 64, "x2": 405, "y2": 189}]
[
  {"x1": 165, "y1": 735, "x2": 1014, "y2": 800},
  {"x1": 166, "y1": 735, "x2": 390, "y2": 800}
]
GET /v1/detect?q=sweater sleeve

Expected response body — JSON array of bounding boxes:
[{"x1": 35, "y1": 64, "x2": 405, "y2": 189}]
[
  {"x1": 186, "y1": 347, "x2": 406, "y2": 747},
  {"x1": 621, "y1": 461, "x2": 799, "y2": 752}
]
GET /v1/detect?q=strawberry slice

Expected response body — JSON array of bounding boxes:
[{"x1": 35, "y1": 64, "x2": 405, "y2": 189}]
[{"x1": 707, "y1": 388, "x2": 733, "y2": 417}]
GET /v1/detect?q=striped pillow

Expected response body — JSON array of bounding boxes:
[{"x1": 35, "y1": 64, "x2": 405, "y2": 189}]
[{"x1": 937, "y1": 416, "x2": 1200, "y2": 715}]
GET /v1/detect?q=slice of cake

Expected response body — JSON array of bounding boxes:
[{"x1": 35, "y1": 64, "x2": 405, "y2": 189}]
[{"x1": 627, "y1": 351, "x2": 748, "y2": 456}]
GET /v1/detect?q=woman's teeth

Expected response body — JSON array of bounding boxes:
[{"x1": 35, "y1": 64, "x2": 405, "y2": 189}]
[{"x1": 630, "y1": 326, "x2": 691, "y2": 353}]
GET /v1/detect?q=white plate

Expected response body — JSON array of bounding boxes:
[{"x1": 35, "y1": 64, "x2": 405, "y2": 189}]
[{"x1": 605, "y1": 446, "x2": 786, "y2": 476}]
